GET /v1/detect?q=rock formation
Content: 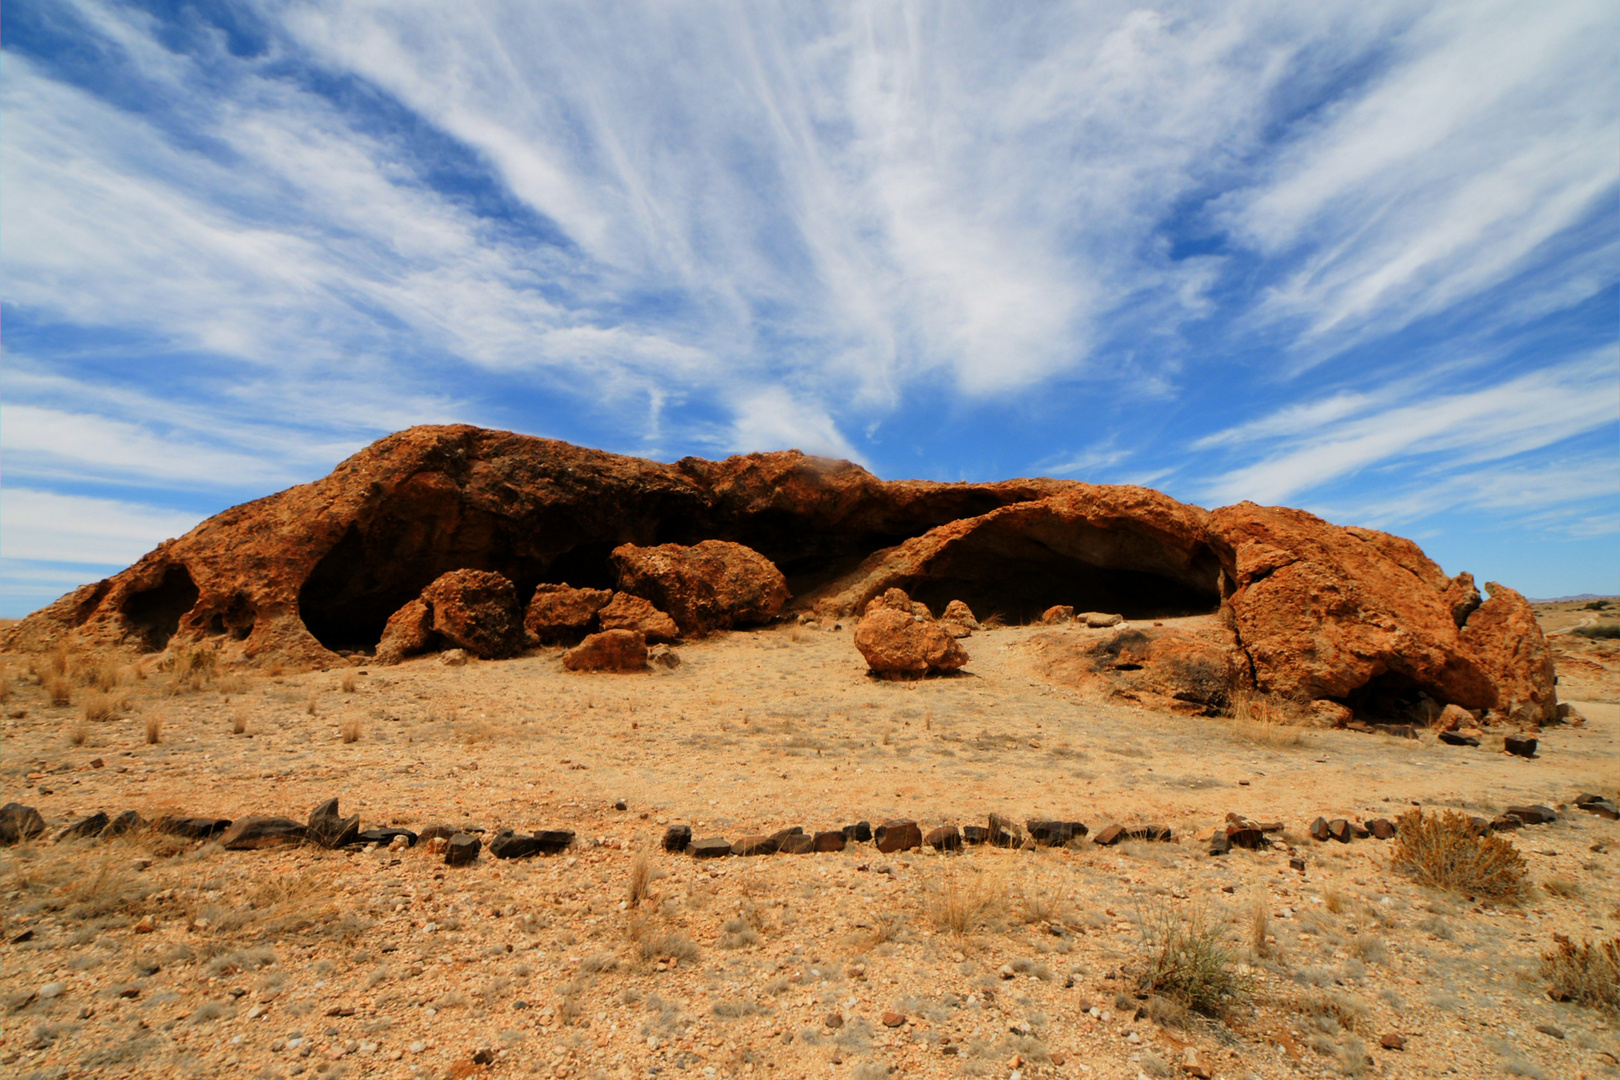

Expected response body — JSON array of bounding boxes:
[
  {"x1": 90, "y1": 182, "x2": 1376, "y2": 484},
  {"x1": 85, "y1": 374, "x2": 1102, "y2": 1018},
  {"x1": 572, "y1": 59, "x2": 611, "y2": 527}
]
[{"x1": 1, "y1": 423, "x2": 1557, "y2": 722}]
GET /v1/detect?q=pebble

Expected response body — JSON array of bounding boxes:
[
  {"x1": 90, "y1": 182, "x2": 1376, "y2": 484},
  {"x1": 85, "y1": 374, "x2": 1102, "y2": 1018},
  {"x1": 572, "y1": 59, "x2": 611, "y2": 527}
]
[
  {"x1": 1534, "y1": 1023, "x2": 1564, "y2": 1039},
  {"x1": 37, "y1": 982, "x2": 65, "y2": 999}
]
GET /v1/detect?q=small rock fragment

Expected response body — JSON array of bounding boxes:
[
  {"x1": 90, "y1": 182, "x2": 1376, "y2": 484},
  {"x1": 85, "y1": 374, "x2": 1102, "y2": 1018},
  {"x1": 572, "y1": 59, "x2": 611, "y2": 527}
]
[
  {"x1": 874, "y1": 819, "x2": 922, "y2": 854},
  {"x1": 924, "y1": 825, "x2": 962, "y2": 852},
  {"x1": 445, "y1": 833, "x2": 481, "y2": 866},
  {"x1": 690, "y1": 837, "x2": 732, "y2": 859},
  {"x1": 1367, "y1": 818, "x2": 1397, "y2": 839},
  {"x1": 732, "y1": 835, "x2": 778, "y2": 856},
  {"x1": 1438, "y1": 730, "x2": 1480, "y2": 747},
  {"x1": 1308, "y1": 817, "x2": 1331, "y2": 842},
  {"x1": 53, "y1": 811, "x2": 110, "y2": 843},
  {"x1": 1503, "y1": 733, "x2": 1538, "y2": 758},
  {"x1": 0, "y1": 803, "x2": 49, "y2": 845},
  {"x1": 842, "y1": 821, "x2": 873, "y2": 843},
  {"x1": 1379, "y1": 1032, "x2": 1405, "y2": 1051},
  {"x1": 881, "y1": 1010, "x2": 906, "y2": 1028},
  {"x1": 812, "y1": 831, "x2": 846, "y2": 852},
  {"x1": 220, "y1": 816, "x2": 307, "y2": 851},
  {"x1": 662, "y1": 825, "x2": 693, "y2": 852}
]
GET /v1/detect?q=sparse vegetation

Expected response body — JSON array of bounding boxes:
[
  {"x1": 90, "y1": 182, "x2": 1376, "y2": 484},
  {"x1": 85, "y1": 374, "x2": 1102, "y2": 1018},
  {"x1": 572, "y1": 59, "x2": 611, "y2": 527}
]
[
  {"x1": 81, "y1": 689, "x2": 126, "y2": 721},
  {"x1": 1390, "y1": 810, "x2": 1529, "y2": 902},
  {"x1": 1249, "y1": 891, "x2": 1271, "y2": 957},
  {"x1": 1543, "y1": 876, "x2": 1583, "y2": 899},
  {"x1": 927, "y1": 864, "x2": 1003, "y2": 936},
  {"x1": 144, "y1": 714, "x2": 163, "y2": 744},
  {"x1": 1572, "y1": 623, "x2": 1620, "y2": 639},
  {"x1": 231, "y1": 710, "x2": 248, "y2": 735},
  {"x1": 1137, "y1": 902, "x2": 1252, "y2": 1017},
  {"x1": 340, "y1": 671, "x2": 357, "y2": 693},
  {"x1": 1541, "y1": 935, "x2": 1620, "y2": 1013},
  {"x1": 1226, "y1": 690, "x2": 1305, "y2": 747},
  {"x1": 46, "y1": 676, "x2": 73, "y2": 707},
  {"x1": 67, "y1": 717, "x2": 89, "y2": 746},
  {"x1": 339, "y1": 717, "x2": 361, "y2": 744}
]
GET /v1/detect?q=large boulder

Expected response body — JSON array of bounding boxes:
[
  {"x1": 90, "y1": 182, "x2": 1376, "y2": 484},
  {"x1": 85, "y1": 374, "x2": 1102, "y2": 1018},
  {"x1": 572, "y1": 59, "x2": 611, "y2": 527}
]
[
  {"x1": 853, "y1": 594, "x2": 968, "y2": 678},
  {"x1": 610, "y1": 540, "x2": 790, "y2": 635},
  {"x1": 1026, "y1": 617, "x2": 1248, "y2": 715},
  {"x1": 1207, "y1": 504, "x2": 1512, "y2": 716},
  {"x1": 524, "y1": 583, "x2": 613, "y2": 643},
  {"x1": 597, "y1": 593, "x2": 679, "y2": 643},
  {"x1": 1459, "y1": 582, "x2": 1557, "y2": 724},
  {"x1": 375, "y1": 570, "x2": 524, "y2": 663}
]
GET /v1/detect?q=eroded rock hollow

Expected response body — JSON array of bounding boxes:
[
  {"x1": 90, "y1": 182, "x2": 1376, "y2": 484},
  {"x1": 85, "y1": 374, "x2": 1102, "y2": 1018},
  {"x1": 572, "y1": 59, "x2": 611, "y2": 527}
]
[{"x1": 3, "y1": 424, "x2": 1557, "y2": 723}]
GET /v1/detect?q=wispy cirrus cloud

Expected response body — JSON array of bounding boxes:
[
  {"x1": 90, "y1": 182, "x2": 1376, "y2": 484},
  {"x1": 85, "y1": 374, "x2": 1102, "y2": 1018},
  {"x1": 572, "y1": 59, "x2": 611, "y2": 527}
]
[{"x1": 0, "y1": 0, "x2": 1614, "y2": 613}]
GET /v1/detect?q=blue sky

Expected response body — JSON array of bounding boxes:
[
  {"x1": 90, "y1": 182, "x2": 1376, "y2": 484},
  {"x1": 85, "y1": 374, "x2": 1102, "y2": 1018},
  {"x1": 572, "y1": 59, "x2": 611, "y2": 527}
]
[{"x1": 3, "y1": 0, "x2": 1616, "y2": 616}]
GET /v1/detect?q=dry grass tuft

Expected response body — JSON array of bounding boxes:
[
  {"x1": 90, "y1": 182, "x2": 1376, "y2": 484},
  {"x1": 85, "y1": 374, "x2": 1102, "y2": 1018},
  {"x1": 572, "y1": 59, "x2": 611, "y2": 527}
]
[
  {"x1": 1324, "y1": 888, "x2": 1348, "y2": 914},
  {"x1": 1542, "y1": 876, "x2": 1583, "y2": 899},
  {"x1": 1249, "y1": 890, "x2": 1271, "y2": 957},
  {"x1": 627, "y1": 848, "x2": 656, "y2": 907},
  {"x1": 340, "y1": 671, "x2": 357, "y2": 693},
  {"x1": 144, "y1": 715, "x2": 163, "y2": 745},
  {"x1": 927, "y1": 864, "x2": 1004, "y2": 936},
  {"x1": 1390, "y1": 810, "x2": 1529, "y2": 902},
  {"x1": 306, "y1": 691, "x2": 319, "y2": 716},
  {"x1": 46, "y1": 676, "x2": 73, "y2": 707},
  {"x1": 1226, "y1": 691, "x2": 1305, "y2": 747},
  {"x1": 1138, "y1": 902, "x2": 1253, "y2": 1018},
  {"x1": 1541, "y1": 935, "x2": 1620, "y2": 1013},
  {"x1": 339, "y1": 718, "x2": 362, "y2": 744},
  {"x1": 81, "y1": 689, "x2": 128, "y2": 722},
  {"x1": 231, "y1": 711, "x2": 248, "y2": 735},
  {"x1": 67, "y1": 717, "x2": 89, "y2": 746},
  {"x1": 628, "y1": 915, "x2": 700, "y2": 965},
  {"x1": 90, "y1": 664, "x2": 123, "y2": 692}
]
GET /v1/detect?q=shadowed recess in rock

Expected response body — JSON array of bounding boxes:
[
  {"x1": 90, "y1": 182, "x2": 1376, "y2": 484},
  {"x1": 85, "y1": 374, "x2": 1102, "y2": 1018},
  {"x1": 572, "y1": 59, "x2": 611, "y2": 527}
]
[{"x1": 120, "y1": 565, "x2": 199, "y2": 652}]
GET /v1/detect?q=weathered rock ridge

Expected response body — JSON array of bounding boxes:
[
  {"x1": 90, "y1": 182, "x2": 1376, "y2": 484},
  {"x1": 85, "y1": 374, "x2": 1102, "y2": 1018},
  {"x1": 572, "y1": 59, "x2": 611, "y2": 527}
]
[{"x1": 2, "y1": 424, "x2": 1557, "y2": 722}]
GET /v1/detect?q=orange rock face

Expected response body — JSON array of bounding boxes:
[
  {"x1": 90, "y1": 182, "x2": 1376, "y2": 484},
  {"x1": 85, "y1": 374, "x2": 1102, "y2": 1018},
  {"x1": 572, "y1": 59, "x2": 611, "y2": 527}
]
[
  {"x1": 610, "y1": 540, "x2": 789, "y2": 636},
  {"x1": 0, "y1": 423, "x2": 1557, "y2": 722}
]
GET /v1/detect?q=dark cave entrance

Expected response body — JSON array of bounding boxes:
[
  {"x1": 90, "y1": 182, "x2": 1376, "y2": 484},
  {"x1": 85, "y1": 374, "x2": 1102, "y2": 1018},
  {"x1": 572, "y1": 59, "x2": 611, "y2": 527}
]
[
  {"x1": 1342, "y1": 670, "x2": 1440, "y2": 724},
  {"x1": 902, "y1": 525, "x2": 1221, "y2": 624},
  {"x1": 121, "y1": 565, "x2": 200, "y2": 652}
]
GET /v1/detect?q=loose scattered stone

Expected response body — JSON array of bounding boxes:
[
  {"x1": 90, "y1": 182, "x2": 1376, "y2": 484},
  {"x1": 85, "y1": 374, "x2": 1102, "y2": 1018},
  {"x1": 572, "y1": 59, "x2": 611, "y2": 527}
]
[
  {"x1": 418, "y1": 825, "x2": 457, "y2": 843},
  {"x1": 842, "y1": 821, "x2": 872, "y2": 843},
  {"x1": 562, "y1": 630, "x2": 649, "y2": 672},
  {"x1": 662, "y1": 825, "x2": 693, "y2": 852},
  {"x1": 778, "y1": 834, "x2": 814, "y2": 854},
  {"x1": 825, "y1": 1012, "x2": 844, "y2": 1028},
  {"x1": 101, "y1": 810, "x2": 145, "y2": 838},
  {"x1": 445, "y1": 833, "x2": 481, "y2": 866},
  {"x1": 1534, "y1": 1023, "x2": 1564, "y2": 1039},
  {"x1": 1224, "y1": 814, "x2": 1269, "y2": 849},
  {"x1": 220, "y1": 816, "x2": 307, "y2": 850},
  {"x1": 1379, "y1": 1033, "x2": 1405, "y2": 1051},
  {"x1": 1207, "y1": 832, "x2": 1230, "y2": 856},
  {"x1": 152, "y1": 815, "x2": 231, "y2": 839},
  {"x1": 769, "y1": 827, "x2": 805, "y2": 848},
  {"x1": 1081, "y1": 611, "x2": 1123, "y2": 628},
  {"x1": 307, "y1": 798, "x2": 360, "y2": 849},
  {"x1": 532, "y1": 830, "x2": 574, "y2": 854},
  {"x1": 0, "y1": 803, "x2": 48, "y2": 845},
  {"x1": 924, "y1": 825, "x2": 961, "y2": 852},
  {"x1": 357, "y1": 827, "x2": 416, "y2": 847},
  {"x1": 1309, "y1": 817, "x2": 1331, "y2": 842},
  {"x1": 987, "y1": 814, "x2": 1025, "y2": 848},
  {"x1": 1327, "y1": 818, "x2": 1353, "y2": 843},
  {"x1": 53, "y1": 811, "x2": 109, "y2": 843},
  {"x1": 1290, "y1": 856, "x2": 1307, "y2": 872},
  {"x1": 1575, "y1": 793, "x2": 1619, "y2": 820},
  {"x1": 874, "y1": 819, "x2": 921, "y2": 853},
  {"x1": 1506, "y1": 805, "x2": 1557, "y2": 825},
  {"x1": 1439, "y1": 731, "x2": 1480, "y2": 747},
  {"x1": 1026, "y1": 820, "x2": 1088, "y2": 845},
  {"x1": 881, "y1": 1010, "x2": 906, "y2": 1028},
  {"x1": 812, "y1": 831, "x2": 846, "y2": 853},
  {"x1": 1503, "y1": 733, "x2": 1538, "y2": 757},
  {"x1": 690, "y1": 837, "x2": 732, "y2": 859},
  {"x1": 961, "y1": 825, "x2": 988, "y2": 845},
  {"x1": 732, "y1": 834, "x2": 778, "y2": 856},
  {"x1": 1040, "y1": 605, "x2": 1075, "y2": 625},
  {"x1": 489, "y1": 830, "x2": 542, "y2": 859}
]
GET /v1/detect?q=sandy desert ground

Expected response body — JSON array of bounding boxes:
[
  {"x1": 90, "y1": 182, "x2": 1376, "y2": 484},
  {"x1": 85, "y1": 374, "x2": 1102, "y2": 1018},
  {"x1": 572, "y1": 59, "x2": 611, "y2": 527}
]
[{"x1": 1, "y1": 604, "x2": 1616, "y2": 1080}]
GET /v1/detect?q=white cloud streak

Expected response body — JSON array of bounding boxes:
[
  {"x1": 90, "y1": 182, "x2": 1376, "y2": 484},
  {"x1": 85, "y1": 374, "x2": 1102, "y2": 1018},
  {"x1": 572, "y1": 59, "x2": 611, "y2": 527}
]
[{"x1": 0, "y1": 488, "x2": 203, "y2": 565}]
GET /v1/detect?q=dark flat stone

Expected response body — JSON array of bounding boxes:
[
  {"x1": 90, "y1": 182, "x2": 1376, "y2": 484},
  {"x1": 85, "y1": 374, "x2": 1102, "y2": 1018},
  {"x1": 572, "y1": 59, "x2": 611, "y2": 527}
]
[
  {"x1": 690, "y1": 837, "x2": 731, "y2": 859},
  {"x1": 489, "y1": 830, "x2": 542, "y2": 859},
  {"x1": 1506, "y1": 805, "x2": 1557, "y2": 825},
  {"x1": 101, "y1": 810, "x2": 145, "y2": 838},
  {"x1": 842, "y1": 821, "x2": 872, "y2": 843},
  {"x1": 153, "y1": 816, "x2": 231, "y2": 840},
  {"x1": 1503, "y1": 734, "x2": 1538, "y2": 758},
  {"x1": 221, "y1": 816, "x2": 306, "y2": 850},
  {"x1": 0, "y1": 803, "x2": 49, "y2": 845},
  {"x1": 732, "y1": 835, "x2": 777, "y2": 856},
  {"x1": 961, "y1": 825, "x2": 988, "y2": 846},
  {"x1": 812, "y1": 830, "x2": 846, "y2": 852},
  {"x1": 662, "y1": 825, "x2": 692, "y2": 852},
  {"x1": 987, "y1": 814, "x2": 1024, "y2": 848},
  {"x1": 1026, "y1": 820, "x2": 1088, "y2": 846},
  {"x1": 779, "y1": 834, "x2": 815, "y2": 854},
  {"x1": 54, "y1": 811, "x2": 109, "y2": 842},
  {"x1": 358, "y1": 827, "x2": 417, "y2": 847},
  {"x1": 1439, "y1": 731, "x2": 1480, "y2": 747},
  {"x1": 874, "y1": 819, "x2": 921, "y2": 853},
  {"x1": 924, "y1": 825, "x2": 961, "y2": 852},
  {"x1": 307, "y1": 797, "x2": 361, "y2": 849},
  {"x1": 445, "y1": 832, "x2": 481, "y2": 866}
]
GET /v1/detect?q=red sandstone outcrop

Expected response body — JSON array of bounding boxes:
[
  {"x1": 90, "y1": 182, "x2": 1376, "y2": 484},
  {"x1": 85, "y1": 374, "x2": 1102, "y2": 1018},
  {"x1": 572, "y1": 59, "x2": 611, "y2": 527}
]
[
  {"x1": 1027, "y1": 617, "x2": 1250, "y2": 715},
  {"x1": 524, "y1": 583, "x2": 613, "y2": 643},
  {"x1": 0, "y1": 423, "x2": 1557, "y2": 723},
  {"x1": 1206, "y1": 504, "x2": 1515, "y2": 715},
  {"x1": 376, "y1": 599, "x2": 434, "y2": 665},
  {"x1": 610, "y1": 540, "x2": 789, "y2": 636},
  {"x1": 597, "y1": 594, "x2": 679, "y2": 644},
  {"x1": 853, "y1": 590, "x2": 968, "y2": 678}
]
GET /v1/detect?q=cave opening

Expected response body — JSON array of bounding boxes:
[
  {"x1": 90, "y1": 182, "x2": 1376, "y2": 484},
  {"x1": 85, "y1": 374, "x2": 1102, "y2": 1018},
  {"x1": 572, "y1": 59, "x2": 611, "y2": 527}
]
[
  {"x1": 1342, "y1": 670, "x2": 1440, "y2": 724},
  {"x1": 902, "y1": 525, "x2": 1221, "y2": 624},
  {"x1": 121, "y1": 565, "x2": 200, "y2": 652}
]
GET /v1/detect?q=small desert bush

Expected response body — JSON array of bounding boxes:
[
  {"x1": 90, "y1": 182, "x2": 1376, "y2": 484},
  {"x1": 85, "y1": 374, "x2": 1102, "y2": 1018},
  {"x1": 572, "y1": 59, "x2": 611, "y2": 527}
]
[
  {"x1": 1137, "y1": 903, "x2": 1252, "y2": 1017},
  {"x1": 628, "y1": 916, "x2": 699, "y2": 965},
  {"x1": 81, "y1": 689, "x2": 127, "y2": 722},
  {"x1": 46, "y1": 676, "x2": 73, "y2": 707},
  {"x1": 627, "y1": 849, "x2": 665, "y2": 907},
  {"x1": 144, "y1": 715, "x2": 163, "y2": 745},
  {"x1": 231, "y1": 711, "x2": 248, "y2": 735},
  {"x1": 1249, "y1": 891, "x2": 1271, "y2": 957},
  {"x1": 1541, "y1": 935, "x2": 1620, "y2": 1013},
  {"x1": 340, "y1": 672, "x2": 357, "y2": 693},
  {"x1": 927, "y1": 864, "x2": 1004, "y2": 936},
  {"x1": 89, "y1": 664, "x2": 123, "y2": 692},
  {"x1": 339, "y1": 718, "x2": 361, "y2": 744},
  {"x1": 67, "y1": 717, "x2": 89, "y2": 746},
  {"x1": 1390, "y1": 810, "x2": 1528, "y2": 902},
  {"x1": 1572, "y1": 623, "x2": 1620, "y2": 639}
]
